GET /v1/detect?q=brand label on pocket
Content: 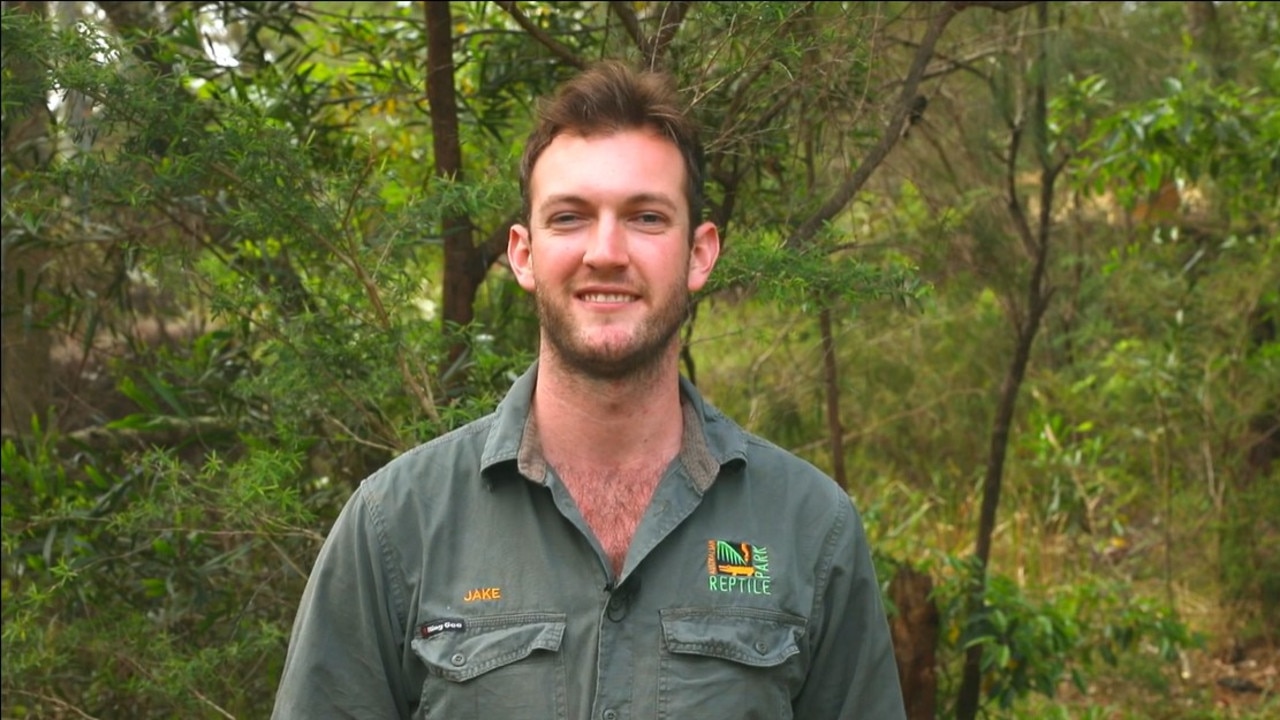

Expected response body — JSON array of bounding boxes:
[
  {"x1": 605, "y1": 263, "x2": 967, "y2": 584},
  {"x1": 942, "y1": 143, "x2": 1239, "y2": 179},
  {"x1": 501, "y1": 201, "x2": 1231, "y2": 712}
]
[{"x1": 419, "y1": 618, "x2": 466, "y2": 639}]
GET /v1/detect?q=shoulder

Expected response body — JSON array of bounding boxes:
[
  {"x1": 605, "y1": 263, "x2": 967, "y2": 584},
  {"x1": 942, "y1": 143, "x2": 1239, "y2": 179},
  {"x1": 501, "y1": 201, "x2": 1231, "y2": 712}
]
[
  {"x1": 710, "y1": 404, "x2": 848, "y2": 498},
  {"x1": 745, "y1": 432, "x2": 855, "y2": 517},
  {"x1": 690, "y1": 387, "x2": 853, "y2": 511},
  {"x1": 744, "y1": 432, "x2": 837, "y2": 487},
  {"x1": 358, "y1": 413, "x2": 499, "y2": 505}
]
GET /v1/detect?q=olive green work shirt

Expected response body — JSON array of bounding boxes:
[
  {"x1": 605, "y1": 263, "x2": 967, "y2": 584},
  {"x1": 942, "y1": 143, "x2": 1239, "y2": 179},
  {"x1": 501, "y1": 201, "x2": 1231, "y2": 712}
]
[{"x1": 272, "y1": 364, "x2": 906, "y2": 719}]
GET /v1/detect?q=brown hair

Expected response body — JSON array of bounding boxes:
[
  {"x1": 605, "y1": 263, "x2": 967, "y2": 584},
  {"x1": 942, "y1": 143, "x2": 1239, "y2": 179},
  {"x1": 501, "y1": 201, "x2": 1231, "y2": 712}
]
[{"x1": 518, "y1": 60, "x2": 704, "y2": 229}]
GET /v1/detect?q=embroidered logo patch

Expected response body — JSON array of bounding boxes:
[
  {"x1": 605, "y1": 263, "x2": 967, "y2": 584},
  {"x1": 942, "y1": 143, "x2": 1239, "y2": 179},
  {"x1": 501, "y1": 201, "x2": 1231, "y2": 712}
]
[
  {"x1": 706, "y1": 540, "x2": 771, "y2": 595},
  {"x1": 419, "y1": 618, "x2": 466, "y2": 639}
]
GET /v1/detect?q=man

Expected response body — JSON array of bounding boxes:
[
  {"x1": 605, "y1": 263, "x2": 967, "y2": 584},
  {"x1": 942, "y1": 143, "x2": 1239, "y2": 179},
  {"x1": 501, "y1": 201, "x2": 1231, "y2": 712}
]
[{"x1": 272, "y1": 60, "x2": 906, "y2": 720}]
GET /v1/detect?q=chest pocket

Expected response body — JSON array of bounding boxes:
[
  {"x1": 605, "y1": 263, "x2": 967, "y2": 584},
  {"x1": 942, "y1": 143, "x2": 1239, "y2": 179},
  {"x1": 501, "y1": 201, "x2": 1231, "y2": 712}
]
[
  {"x1": 657, "y1": 607, "x2": 807, "y2": 720},
  {"x1": 411, "y1": 612, "x2": 568, "y2": 720}
]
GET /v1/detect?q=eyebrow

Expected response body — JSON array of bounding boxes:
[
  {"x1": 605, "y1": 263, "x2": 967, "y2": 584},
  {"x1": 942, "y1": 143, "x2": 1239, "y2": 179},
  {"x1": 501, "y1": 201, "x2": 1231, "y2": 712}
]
[{"x1": 537, "y1": 193, "x2": 680, "y2": 217}]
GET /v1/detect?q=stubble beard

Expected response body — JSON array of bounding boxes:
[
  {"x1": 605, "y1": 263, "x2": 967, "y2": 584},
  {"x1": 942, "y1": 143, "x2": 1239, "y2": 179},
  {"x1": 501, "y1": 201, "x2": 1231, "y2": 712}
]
[{"x1": 537, "y1": 281, "x2": 690, "y2": 382}]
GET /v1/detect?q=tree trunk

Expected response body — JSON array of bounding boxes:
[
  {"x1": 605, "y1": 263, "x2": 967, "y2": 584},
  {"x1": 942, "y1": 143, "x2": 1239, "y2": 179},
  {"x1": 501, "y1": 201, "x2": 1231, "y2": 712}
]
[
  {"x1": 890, "y1": 565, "x2": 940, "y2": 720},
  {"x1": 954, "y1": 314, "x2": 1043, "y2": 719},
  {"x1": 1184, "y1": 1, "x2": 1226, "y2": 79},
  {"x1": 955, "y1": 4, "x2": 1058, "y2": 717},
  {"x1": 424, "y1": 2, "x2": 512, "y2": 379},
  {"x1": 1, "y1": 0, "x2": 53, "y2": 437},
  {"x1": 819, "y1": 307, "x2": 847, "y2": 489},
  {"x1": 424, "y1": 1, "x2": 475, "y2": 368}
]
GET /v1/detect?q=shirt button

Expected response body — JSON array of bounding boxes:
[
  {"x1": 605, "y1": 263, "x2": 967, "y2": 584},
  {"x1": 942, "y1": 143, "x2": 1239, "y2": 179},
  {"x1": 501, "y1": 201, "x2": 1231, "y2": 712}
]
[
  {"x1": 754, "y1": 641, "x2": 769, "y2": 655},
  {"x1": 450, "y1": 653, "x2": 466, "y2": 667},
  {"x1": 602, "y1": 710, "x2": 618, "y2": 720},
  {"x1": 606, "y1": 595, "x2": 629, "y2": 622}
]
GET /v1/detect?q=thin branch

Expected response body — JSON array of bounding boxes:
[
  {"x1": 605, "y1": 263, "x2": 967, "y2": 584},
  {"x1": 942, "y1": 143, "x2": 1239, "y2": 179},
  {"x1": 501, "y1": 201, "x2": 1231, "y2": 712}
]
[
  {"x1": 791, "y1": 387, "x2": 987, "y2": 453},
  {"x1": 691, "y1": 1, "x2": 817, "y2": 110},
  {"x1": 954, "y1": 0, "x2": 1036, "y2": 10},
  {"x1": 61, "y1": 416, "x2": 235, "y2": 452},
  {"x1": 119, "y1": 655, "x2": 236, "y2": 720},
  {"x1": 10, "y1": 692, "x2": 102, "y2": 720},
  {"x1": 880, "y1": 38, "x2": 1007, "y2": 86},
  {"x1": 608, "y1": 1, "x2": 645, "y2": 50},
  {"x1": 1001, "y1": 121, "x2": 1030, "y2": 333},
  {"x1": 207, "y1": 162, "x2": 441, "y2": 425},
  {"x1": 494, "y1": 1, "x2": 587, "y2": 69},
  {"x1": 703, "y1": 0, "x2": 820, "y2": 210},
  {"x1": 481, "y1": 213, "x2": 519, "y2": 268},
  {"x1": 321, "y1": 413, "x2": 402, "y2": 455},
  {"x1": 763, "y1": 82, "x2": 810, "y2": 125},
  {"x1": 1005, "y1": 119, "x2": 1037, "y2": 260},
  {"x1": 705, "y1": 1, "x2": 816, "y2": 122},
  {"x1": 268, "y1": 535, "x2": 309, "y2": 581},
  {"x1": 183, "y1": 270, "x2": 405, "y2": 450},
  {"x1": 649, "y1": 1, "x2": 694, "y2": 65},
  {"x1": 785, "y1": 2, "x2": 963, "y2": 249}
]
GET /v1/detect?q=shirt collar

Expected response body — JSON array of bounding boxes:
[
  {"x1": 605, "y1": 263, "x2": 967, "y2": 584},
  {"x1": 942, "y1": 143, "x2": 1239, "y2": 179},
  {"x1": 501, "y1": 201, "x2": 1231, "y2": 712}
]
[{"x1": 479, "y1": 362, "x2": 748, "y2": 492}]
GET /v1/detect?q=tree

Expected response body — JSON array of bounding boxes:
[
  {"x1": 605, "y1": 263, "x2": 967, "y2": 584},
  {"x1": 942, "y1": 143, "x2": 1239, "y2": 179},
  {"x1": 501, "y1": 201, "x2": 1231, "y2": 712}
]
[
  {"x1": 2, "y1": 0, "x2": 54, "y2": 437},
  {"x1": 3, "y1": 2, "x2": 1277, "y2": 717}
]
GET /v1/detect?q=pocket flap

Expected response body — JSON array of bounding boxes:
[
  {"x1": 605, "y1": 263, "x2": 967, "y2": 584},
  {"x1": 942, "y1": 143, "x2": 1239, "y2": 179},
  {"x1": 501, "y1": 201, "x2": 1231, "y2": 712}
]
[
  {"x1": 412, "y1": 612, "x2": 567, "y2": 682},
  {"x1": 660, "y1": 607, "x2": 806, "y2": 668}
]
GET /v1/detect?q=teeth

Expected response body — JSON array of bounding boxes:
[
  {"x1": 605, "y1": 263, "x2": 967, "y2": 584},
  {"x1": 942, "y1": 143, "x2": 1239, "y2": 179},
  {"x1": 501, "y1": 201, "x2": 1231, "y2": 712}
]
[{"x1": 582, "y1": 293, "x2": 633, "y2": 303}]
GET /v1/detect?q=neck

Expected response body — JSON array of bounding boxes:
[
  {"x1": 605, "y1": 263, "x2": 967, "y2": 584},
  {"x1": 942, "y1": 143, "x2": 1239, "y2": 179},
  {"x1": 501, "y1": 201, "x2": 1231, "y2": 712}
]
[{"x1": 533, "y1": 343, "x2": 685, "y2": 472}]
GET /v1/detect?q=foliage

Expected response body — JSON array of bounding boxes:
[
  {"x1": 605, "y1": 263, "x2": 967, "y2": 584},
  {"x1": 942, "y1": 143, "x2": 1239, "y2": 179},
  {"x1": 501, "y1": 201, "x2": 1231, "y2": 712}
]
[
  {"x1": 931, "y1": 556, "x2": 1201, "y2": 713},
  {"x1": 2, "y1": 2, "x2": 1278, "y2": 718},
  {"x1": 3, "y1": 5, "x2": 530, "y2": 716},
  {"x1": 707, "y1": 230, "x2": 930, "y2": 312}
]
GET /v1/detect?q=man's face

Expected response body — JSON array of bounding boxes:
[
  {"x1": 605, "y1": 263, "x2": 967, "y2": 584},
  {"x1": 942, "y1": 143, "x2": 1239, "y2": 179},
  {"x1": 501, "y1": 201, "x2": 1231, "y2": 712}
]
[{"x1": 508, "y1": 129, "x2": 719, "y2": 380}]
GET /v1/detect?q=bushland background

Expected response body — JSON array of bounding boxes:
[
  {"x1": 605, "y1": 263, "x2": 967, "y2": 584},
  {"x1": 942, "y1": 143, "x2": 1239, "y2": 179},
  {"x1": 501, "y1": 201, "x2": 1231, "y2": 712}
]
[{"x1": 2, "y1": 2, "x2": 1276, "y2": 718}]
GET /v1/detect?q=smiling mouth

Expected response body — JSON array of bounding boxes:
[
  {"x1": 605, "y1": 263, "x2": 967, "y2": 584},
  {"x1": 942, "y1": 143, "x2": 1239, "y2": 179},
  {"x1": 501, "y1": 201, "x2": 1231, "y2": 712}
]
[{"x1": 579, "y1": 293, "x2": 636, "y2": 303}]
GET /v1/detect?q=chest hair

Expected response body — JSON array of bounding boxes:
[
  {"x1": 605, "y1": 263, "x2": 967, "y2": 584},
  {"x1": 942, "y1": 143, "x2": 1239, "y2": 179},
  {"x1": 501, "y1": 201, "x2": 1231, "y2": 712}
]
[{"x1": 558, "y1": 461, "x2": 668, "y2": 577}]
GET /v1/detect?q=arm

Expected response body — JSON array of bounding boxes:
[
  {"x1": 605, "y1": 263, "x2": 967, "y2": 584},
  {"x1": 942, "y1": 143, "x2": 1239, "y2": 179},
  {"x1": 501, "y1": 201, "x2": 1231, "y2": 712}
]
[
  {"x1": 272, "y1": 484, "x2": 411, "y2": 719},
  {"x1": 792, "y1": 497, "x2": 907, "y2": 720}
]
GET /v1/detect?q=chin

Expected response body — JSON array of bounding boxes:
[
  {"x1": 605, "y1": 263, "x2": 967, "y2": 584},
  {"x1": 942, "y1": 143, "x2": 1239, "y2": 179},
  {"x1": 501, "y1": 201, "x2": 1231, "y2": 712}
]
[{"x1": 556, "y1": 340, "x2": 669, "y2": 381}]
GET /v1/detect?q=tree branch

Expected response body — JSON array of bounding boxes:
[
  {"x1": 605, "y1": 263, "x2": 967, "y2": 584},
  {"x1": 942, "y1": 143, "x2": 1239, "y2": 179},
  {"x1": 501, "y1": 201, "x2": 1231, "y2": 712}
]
[
  {"x1": 782, "y1": 0, "x2": 1038, "y2": 251},
  {"x1": 607, "y1": 1, "x2": 645, "y2": 50},
  {"x1": 881, "y1": 38, "x2": 1007, "y2": 86},
  {"x1": 208, "y1": 160, "x2": 441, "y2": 424},
  {"x1": 605, "y1": 1, "x2": 690, "y2": 67},
  {"x1": 40, "y1": 416, "x2": 236, "y2": 453},
  {"x1": 954, "y1": 1, "x2": 1036, "y2": 11},
  {"x1": 9, "y1": 692, "x2": 101, "y2": 720},
  {"x1": 495, "y1": 1, "x2": 587, "y2": 69},
  {"x1": 481, "y1": 213, "x2": 520, "y2": 270},
  {"x1": 648, "y1": 1, "x2": 693, "y2": 65},
  {"x1": 785, "y1": 2, "x2": 962, "y2": 249}
]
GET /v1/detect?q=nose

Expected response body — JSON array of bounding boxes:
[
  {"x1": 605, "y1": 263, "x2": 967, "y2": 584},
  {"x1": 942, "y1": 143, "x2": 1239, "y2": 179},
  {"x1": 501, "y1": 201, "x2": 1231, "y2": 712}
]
[{"x1": 583, "y1": 214, "x2": 628, "y2": 269}]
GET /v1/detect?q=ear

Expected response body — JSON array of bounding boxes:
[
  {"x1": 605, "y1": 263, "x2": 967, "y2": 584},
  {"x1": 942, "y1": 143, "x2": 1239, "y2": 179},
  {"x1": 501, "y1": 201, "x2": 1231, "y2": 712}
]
[
  {"x1": 508, "y1": 224, "x2": 537, "y2": 292},
  {"x1": 686, "y1": 221, "x2": 720, "y2": 292}
]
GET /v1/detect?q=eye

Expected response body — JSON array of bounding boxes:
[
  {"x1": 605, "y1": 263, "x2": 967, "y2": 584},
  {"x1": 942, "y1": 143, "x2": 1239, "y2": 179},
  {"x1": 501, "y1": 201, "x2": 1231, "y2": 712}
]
[
  {"x1": 547, "y1": 212, "x2": 584, "y2": 227},
  {"x1": 632, "y1": 212, "x2": 668, "y2": 229}
]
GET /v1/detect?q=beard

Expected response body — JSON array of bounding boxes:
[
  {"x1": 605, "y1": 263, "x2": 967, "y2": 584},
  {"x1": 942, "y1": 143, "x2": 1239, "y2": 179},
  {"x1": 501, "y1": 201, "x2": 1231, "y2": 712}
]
[{"x1": 536, "y1": 279, "x2": 690, "y2": 382}]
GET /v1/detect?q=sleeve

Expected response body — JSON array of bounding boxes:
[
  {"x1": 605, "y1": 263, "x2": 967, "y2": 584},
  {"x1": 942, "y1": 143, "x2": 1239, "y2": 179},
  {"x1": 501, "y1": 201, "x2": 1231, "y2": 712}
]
[
  {"x1": 791, "y1": 496, "x2": 907, "y2": 720},
  {"x1": 271, "y1": 483, "x2": 411, "y2": 719}
]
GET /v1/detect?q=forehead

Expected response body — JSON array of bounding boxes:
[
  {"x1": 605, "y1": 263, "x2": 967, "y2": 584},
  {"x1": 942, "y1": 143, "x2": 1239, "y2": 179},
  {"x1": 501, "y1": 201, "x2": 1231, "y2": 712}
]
[{"x1": 529, "y1": 129, "x2": 687, "y2": 210}]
